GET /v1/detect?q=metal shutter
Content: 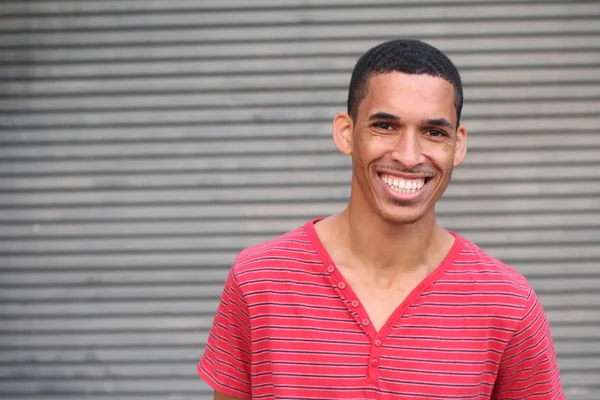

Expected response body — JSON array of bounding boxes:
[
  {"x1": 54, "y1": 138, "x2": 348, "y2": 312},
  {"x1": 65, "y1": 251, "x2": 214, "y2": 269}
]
[{"x1": 1, "y1": 1, "x2": 599, "y2": 399}]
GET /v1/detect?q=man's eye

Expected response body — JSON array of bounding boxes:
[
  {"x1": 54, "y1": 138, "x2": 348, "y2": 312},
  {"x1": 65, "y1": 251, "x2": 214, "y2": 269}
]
[
  {"x1": 426, "y1": 129, "x2": 448, "y2": 137},
  {"x1": 373, "y1": 122, "x2": 393, "y2": 130}
]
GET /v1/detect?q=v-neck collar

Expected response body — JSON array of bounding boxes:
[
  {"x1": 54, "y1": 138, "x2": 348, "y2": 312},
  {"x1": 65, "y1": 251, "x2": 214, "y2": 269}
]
[{"x1": 303, "y1": 217, "x2": 465, "y2": 339}]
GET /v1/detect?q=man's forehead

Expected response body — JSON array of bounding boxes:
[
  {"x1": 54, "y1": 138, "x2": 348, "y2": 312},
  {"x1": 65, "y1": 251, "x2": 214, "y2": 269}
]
[{"x1": 361, "y1": 73, "x2": 457, "y2": 121}]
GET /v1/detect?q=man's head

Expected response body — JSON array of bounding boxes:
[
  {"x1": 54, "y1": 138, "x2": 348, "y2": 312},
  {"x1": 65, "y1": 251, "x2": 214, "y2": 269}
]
[
  {"x1": 333, "y1": 39, "x2": 467, "y2": 226},
  {"x1": 347, "y1": 39, "x2": 463, "y2": 126}
]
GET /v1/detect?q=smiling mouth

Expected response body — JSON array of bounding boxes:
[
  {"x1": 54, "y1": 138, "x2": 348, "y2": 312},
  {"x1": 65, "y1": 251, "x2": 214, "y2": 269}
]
[{"x1": 378, "y1": 173, "x2": 431, "y2": 195}]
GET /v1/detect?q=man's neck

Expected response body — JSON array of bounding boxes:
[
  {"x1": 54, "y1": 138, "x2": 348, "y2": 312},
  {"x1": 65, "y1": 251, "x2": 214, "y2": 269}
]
[{"x1": 321, "y1": 203, "x2": 454, "y2": 281}]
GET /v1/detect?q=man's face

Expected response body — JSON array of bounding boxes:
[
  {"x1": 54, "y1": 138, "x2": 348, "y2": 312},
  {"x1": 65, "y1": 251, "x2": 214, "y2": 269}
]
[{"x1": 335, "y1": 72, "x2": 467, "y2": 225}]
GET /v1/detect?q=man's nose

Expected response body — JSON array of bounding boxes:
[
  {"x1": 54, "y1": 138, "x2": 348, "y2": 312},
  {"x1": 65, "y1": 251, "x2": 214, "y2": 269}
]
[{"x1": 390, "y1": 131, "x2": 424, "y2": 169}]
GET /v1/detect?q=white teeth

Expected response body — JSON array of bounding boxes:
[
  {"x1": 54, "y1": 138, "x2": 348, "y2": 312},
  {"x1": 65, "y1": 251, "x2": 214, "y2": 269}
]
[{"x1": 381, "y1": 175, "x2": 426, "y2": 194}]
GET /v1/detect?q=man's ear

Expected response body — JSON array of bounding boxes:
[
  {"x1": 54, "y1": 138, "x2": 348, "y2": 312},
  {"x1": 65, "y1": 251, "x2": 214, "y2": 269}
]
[
  {"x1": 333, "y1": 112, "x2": 353, "y2": 156},
  {"x1": 453, "y1": 124, "x2": 468, "y2": 167}
]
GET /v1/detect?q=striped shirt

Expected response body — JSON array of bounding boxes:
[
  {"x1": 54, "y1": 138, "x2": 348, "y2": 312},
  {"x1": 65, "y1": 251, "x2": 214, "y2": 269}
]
[{"x1": 198, "y1": 219, "x2": 564, "y2": 399}]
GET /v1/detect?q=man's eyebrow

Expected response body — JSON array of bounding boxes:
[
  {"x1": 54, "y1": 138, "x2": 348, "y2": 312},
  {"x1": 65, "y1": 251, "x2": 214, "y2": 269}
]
[
  {"x1": 368, "y1": 112, "x2": 401, "y2": 121},
  {"x1": 424, "y1": 118, "x2": 455, "y2": 131}
]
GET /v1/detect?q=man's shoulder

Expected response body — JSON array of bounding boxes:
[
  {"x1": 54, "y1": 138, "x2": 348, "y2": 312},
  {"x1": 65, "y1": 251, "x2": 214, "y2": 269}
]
[
  {"x1": 230, "y1": 221, "x2": 320, "y2": 281},
  {"x1": 452, "y1": 235, "x2": 533, "y2": 300}
]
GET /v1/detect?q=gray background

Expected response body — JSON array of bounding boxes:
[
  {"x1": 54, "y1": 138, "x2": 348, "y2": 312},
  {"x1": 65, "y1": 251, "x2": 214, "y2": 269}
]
[{"x1": 1, "y1": 0, "x2": 599, "y2": 399}]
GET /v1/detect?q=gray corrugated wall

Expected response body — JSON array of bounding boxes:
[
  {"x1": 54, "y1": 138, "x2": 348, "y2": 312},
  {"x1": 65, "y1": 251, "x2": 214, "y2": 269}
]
[{"x1": 0, "y1": 0, "x2": 599, "y2": 399}]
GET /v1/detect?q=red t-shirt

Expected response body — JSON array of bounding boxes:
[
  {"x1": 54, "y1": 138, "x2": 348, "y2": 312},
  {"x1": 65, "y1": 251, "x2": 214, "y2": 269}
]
[{"x1": 198, "y1": 219, "x2": 564, "y2": 399}]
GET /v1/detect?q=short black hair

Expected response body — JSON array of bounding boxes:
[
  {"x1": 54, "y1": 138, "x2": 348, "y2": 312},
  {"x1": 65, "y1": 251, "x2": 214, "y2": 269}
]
[{"x1": 347, "y1": 39, "x2": 463, "y2": 126}]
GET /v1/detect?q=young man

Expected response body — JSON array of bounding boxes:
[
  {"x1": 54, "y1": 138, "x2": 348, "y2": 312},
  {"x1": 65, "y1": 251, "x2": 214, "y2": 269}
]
[{"x1": 198, "y1": 40, "x2": 564, "y2": 399}]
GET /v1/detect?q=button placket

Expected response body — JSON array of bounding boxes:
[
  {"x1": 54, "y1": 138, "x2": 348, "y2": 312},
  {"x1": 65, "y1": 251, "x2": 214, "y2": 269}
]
[
  {"x1": 367, "y1": 336, "x2": 383, "y2": 384},
  {"x1": 325, "y1": 264, "x2": 378, "y2": 351}
]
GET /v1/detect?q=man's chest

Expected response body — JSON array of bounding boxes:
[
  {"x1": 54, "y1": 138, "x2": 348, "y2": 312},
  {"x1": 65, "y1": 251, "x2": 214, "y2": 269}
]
[{"x1": 248, "y1": 298, "x2": 506, "y2": 399}]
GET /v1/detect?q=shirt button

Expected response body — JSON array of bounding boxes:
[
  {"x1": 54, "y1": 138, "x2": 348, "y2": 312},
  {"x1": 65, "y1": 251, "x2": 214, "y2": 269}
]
[
  {"x1": 351, "y1": 300, "x2": 359, "y2": 307},
  {"x1": 371, "y1": 359, "x2": 379, "y2": 367},
  {"x1": 338, "y1": 282, "x2": 346, "y2": 290},
  {"x1": 327, "y1": 265, "x2": 334, "y2": 273},
  {"x1": 362, "y1": 319, "x2": 370, "y2": 326},
  {"x1": 374, "y1": 339, "x2": 382, "y2": 347}
]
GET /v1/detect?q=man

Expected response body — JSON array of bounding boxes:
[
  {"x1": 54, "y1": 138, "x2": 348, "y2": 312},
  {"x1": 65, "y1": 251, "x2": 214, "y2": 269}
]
[{"x1": 198, "y1": 39, "x2": 564, "y2": 399}]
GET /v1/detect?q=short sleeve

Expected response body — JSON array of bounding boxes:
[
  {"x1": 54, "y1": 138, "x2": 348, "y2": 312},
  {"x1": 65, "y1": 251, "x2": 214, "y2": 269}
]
[
  {"x1": 198, "y1": 269, "x2": 252, "y2": 399},
  {"x1": 492, "y1": 288, "x2": 565, "y2": 399}
]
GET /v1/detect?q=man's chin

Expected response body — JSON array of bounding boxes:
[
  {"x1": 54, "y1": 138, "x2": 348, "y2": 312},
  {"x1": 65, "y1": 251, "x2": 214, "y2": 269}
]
[{"x1": 379, "y1": 207, "x2": 424, "y2": 226}]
